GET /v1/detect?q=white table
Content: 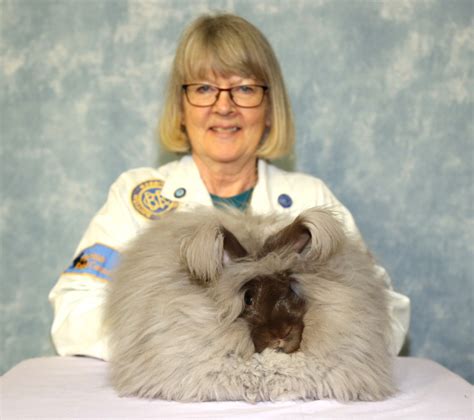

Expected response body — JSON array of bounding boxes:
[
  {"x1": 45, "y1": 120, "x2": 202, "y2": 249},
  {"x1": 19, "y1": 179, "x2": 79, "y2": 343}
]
[{"x1": 1, "y1": 356, "x2": 472, "y2": 419}]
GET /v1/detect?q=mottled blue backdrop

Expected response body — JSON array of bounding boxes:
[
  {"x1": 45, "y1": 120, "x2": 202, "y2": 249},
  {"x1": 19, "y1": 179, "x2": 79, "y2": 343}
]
[{"x1": 1, "y1": 0, "x2": 473, "y2": 383}]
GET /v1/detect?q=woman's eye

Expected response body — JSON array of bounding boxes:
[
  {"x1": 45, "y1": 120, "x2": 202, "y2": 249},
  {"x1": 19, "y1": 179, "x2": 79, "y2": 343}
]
[
  {"x1": 244, "y1": 290, "x2": 254, "y2": 306},
  {"x1": 195, "y1": 84, "x2": 214, "y2": 94},
  {"x1": 235, "y1": 85, "x2": 255, "y2": 95}
]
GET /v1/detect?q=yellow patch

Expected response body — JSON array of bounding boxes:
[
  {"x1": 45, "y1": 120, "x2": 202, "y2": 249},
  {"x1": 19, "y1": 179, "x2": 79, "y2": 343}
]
[{"x1": 131, "y1": 179, "x2": 178, "y2": 220}]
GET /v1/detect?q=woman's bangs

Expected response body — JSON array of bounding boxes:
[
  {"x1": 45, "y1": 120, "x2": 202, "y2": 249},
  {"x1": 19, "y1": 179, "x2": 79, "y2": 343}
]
[{"x1": 182, "y1": 38, "x2": 266, "y2": 83}]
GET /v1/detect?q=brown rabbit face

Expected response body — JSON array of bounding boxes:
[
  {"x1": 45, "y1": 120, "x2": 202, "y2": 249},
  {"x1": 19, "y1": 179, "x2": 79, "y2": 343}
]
[{"x1": 239, "y1": 273, "x2": 306, "y2": 353}]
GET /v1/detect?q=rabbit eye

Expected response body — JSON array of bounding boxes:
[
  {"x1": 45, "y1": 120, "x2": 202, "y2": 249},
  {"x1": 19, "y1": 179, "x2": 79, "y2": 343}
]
[
  {"x1": 289, "y1": 280, "x2": 303, "y2": 298},
  {"x1": 244, "y1": 290, "x2": 254, "y2": 306}
]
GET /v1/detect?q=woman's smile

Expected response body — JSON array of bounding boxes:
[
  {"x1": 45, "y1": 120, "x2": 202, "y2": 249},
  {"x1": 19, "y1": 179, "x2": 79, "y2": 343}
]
[{"x1": 209, "y1": 124, "x2": 241, "y2": 135}]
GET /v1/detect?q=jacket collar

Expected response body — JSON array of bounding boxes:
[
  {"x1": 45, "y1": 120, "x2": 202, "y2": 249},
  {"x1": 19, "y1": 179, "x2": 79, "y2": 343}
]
[
  {"x1": 249, "y1": 158, "x2": 272, "y2": 214},
  {"x1": 160, "y1": 155, "x2": 273, "y2": 211},
  {"x1": 161, "y1": 155, "x2": 212, "y2": 206}
]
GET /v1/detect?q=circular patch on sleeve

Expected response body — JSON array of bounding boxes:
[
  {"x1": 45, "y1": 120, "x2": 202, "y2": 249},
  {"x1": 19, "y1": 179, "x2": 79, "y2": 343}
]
[{"x1": 131, "y1": 179, "x2": 178, "y2": 220}]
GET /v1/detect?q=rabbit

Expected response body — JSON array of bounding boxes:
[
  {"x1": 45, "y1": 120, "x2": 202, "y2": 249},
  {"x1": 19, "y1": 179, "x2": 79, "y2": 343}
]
[{"x1": 105, "y1": 206, "x2": 395, "y2": 402}]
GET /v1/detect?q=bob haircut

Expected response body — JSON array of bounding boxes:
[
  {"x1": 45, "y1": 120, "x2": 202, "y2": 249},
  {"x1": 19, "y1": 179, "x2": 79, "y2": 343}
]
[{"x1": 159, "y1": 13, "x2": 295, "y2": 160}]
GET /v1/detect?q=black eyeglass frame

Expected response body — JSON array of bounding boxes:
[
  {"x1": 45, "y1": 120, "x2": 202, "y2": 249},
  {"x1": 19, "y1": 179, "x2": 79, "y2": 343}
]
[{"x1": 182, "y1": 84, "x2": 268, "y2": 108}]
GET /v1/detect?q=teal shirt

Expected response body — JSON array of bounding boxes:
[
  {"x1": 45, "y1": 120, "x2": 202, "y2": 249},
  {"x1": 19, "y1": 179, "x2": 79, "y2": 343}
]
[{"x1": 210, "y1": 188, "x2": 254, "y2": 211}]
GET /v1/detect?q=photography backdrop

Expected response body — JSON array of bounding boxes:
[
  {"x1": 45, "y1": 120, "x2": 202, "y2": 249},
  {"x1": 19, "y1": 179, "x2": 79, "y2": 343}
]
[{"x1": 1, "y1": 0, "x2": 472, "y2": 383}]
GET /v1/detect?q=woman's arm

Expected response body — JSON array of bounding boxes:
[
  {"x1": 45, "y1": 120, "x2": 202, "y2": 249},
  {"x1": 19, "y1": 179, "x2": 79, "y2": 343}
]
[{"x1": 48, "y1": 172, "x2": 146, "y2": 360}]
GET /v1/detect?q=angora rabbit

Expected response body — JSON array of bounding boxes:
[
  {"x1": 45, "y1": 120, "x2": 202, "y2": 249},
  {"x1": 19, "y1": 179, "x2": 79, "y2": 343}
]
[{"x1": 105, "y1": 206, "x2": 395, "y2": 402}]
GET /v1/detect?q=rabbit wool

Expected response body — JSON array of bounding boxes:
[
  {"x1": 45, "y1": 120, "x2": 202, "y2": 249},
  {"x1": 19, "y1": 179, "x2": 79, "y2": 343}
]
[{"x1": 105, "y1": 206, "x2": 395, "y2": 402}]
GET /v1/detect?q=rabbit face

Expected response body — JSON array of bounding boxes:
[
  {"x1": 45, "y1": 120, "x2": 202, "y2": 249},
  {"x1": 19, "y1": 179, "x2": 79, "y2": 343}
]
[{"x1": 239, "y1": 273, "x2": 306, "y2": 353}]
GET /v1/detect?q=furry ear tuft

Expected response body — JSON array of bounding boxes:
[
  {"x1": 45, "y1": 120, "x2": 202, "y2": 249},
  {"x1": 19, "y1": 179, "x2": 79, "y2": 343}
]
[
  {"x1": 298, "y1": 207, "x2": 346, "y2": 261},
  {"x1": 261, "y1": 207, "x2": 345, "y2": 262},
  {"x1": 180, "y1": 221, "x2": 224, "y2": 285},
  {"x1": 260, "y1": 223, "x2": 310, "y2": 256},
  {"x1": 180, "y1": 223, "x2": 249, "y2": 285}
]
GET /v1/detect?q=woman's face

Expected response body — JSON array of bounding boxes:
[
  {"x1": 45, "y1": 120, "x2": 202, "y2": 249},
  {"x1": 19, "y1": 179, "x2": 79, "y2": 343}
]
[{"x1": 181, "y1": 72, "x2": 270, "y2": 167}]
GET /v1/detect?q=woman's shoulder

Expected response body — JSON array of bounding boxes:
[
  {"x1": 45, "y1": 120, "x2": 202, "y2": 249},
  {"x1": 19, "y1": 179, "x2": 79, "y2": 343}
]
[
  {"x1": 109, "y1": 160, "x2": 182, "y2": 189},
  {"x1": 264, "y1": 161, "x2": 333, "y2": 193},
  {"x1": 262, "y1": 161, "x2": 360, "y2": 237},
  {"x1": 260, "y1": 160, "x2": 349, "y2": 214},
  {"x1": 94, "y1": 162, "x2": 182, "y2": 225}
]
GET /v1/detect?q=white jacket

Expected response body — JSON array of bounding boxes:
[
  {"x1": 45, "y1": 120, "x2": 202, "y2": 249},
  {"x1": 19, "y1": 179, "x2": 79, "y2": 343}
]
[{"x1": 49, "y1": 155, "x2": 410, "y2": 360}]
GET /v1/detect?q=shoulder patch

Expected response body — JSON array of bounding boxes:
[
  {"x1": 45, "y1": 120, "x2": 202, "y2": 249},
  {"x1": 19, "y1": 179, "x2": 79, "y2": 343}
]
[
  {"x1": 64, "y1": 243, "x2": 120, "y2": 281},
  {"x1": 131, "y1": 179, "x2": 178, "y2": 220}
]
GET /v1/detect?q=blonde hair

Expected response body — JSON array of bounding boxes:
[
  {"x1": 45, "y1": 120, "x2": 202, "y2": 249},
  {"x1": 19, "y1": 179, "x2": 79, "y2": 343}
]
[{"x1": 159, "y1": 13, "x2": 294, "y2": 160}]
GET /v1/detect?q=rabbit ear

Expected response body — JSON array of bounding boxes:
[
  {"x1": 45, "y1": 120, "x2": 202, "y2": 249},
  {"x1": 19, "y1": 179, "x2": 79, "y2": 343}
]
[
  {"x1": 180, "y1": 223, "x2": 248, "y2": 285},
  {"x1": 261, "y1": 207, "x2": 345, "y2": 262},
  {"x1": 180, "y1": 221, "x2": 224, "y2": 285},
  {"x1": 222, "y1": 227, "x2": 248, "y2": 265},
  {"x1": 261, "y1": 222, "x2": 311, "y2": 256}
]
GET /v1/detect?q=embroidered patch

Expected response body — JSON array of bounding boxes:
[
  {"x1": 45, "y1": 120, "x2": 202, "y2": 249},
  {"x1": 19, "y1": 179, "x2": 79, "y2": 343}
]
[
  {"x1": 64, "y1": 243, "x2": 120, "y2": 281},
  {"x1": 131, "y1": 179, "x2": 177, "y2": 220}
]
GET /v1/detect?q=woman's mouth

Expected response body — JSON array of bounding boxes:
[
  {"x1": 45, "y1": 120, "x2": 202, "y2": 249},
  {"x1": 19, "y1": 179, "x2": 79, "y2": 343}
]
[{"x1": 210, "y1": 126, "x2": 240, "y2": 133}]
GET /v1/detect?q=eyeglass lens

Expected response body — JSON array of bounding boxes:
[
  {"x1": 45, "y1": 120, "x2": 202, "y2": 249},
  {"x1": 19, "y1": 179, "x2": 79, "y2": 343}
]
[{"x1": 184, "y1": 84, "x2": 266, "y2": 107}]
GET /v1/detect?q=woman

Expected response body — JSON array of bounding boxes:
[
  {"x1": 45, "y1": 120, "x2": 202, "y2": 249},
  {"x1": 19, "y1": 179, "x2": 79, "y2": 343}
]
[{"x1": 49, "y1": 13, "x2": 409, "y2": 360}]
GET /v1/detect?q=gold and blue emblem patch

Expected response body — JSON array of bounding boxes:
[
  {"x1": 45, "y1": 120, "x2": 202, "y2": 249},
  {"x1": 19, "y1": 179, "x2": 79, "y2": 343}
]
[{"x1": 131, "y1": 179, "x2": 177, "y2": 220}]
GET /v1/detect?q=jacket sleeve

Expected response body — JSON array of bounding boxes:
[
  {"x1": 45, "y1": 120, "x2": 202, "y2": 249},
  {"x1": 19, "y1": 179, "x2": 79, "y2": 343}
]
[
  {"x1": 48, "y1": 173, "x2": 144, "y2": 360},
  {"x1": 310, "y1": 178, "x2": 411, "y2": 356}
]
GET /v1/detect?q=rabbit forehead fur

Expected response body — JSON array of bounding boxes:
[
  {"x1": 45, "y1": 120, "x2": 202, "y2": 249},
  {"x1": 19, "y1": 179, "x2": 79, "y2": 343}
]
[{"x1": 105, "y1": 205, "x2": 395, "y2": 402}]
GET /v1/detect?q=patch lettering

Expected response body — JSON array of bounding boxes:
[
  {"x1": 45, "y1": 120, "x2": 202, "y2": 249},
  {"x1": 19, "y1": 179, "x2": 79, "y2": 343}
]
[
  {"x1": 65, "y1": 243, "x2": 120, "y2": 281},
  {"x1": 131, "y1": 179, "x2": 178, "y2": 220}
]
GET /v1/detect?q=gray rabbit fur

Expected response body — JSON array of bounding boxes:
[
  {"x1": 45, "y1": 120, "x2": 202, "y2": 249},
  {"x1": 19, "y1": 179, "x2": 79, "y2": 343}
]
[{"x1": 105, "y1": 206, "x2": 395, "y2": 402}]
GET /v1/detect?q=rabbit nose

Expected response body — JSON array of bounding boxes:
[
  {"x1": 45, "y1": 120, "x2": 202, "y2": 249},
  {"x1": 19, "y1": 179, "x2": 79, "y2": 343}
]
[{"x1": 279, "y1": 325, "x2": 292, "y2": 339}]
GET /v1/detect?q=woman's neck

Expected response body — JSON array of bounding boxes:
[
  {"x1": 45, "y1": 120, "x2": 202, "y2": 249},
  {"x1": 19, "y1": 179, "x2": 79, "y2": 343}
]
[{"x1": 192, "y1": 154, "x2": 258, "y2": 197}]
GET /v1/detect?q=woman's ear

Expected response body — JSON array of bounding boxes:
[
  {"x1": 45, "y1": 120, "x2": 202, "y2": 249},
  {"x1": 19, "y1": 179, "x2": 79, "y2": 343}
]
[
  {"x1": 260, "y1": 207, "x2": 345, "y2": 262},
  {"x1": 265, "y1": 106, "x2": 272, "y2": 128}
]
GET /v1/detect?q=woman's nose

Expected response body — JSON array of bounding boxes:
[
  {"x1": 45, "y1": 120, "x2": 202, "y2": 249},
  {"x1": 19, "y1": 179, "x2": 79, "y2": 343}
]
[{"x1": 213, "y1": 90, "x2": 235, "y2": 114}]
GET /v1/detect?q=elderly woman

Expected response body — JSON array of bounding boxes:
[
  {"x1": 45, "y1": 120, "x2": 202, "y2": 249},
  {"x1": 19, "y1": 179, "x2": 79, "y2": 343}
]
[{"x1": 49, "y1": 13, "x2": 409, "y2": 360}]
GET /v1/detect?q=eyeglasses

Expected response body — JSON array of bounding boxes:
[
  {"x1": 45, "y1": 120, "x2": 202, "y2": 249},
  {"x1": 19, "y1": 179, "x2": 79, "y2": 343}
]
[{"x1": 182, "y1": 84, "x2": 268, "y2": 108}]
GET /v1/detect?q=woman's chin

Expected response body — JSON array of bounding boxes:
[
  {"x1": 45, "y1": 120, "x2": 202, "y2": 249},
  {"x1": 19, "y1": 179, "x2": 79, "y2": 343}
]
[
  {"x1": 208, "y1": 153, "x2": 248, "y2": 165},
  {"x1": 201, "y1": 147, "x2": 252, "y2": 166}
]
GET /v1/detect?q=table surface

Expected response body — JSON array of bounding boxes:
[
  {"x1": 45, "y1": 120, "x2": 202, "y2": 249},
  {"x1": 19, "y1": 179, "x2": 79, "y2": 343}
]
[{"x1": 1, "y1": 356, "x2": 472, "y2": 419}]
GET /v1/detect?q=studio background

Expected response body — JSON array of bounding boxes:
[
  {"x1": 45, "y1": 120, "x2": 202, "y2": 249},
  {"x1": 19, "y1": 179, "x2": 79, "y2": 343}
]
[{"x1": 1, "y1": 0, "x2": 472, "y2": 383}]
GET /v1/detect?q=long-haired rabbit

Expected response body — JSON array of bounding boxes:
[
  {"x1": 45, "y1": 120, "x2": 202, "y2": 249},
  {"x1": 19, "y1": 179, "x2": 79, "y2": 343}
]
[{"x1": 105, "y1": 206, "x2": 395, "y2": 402}]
